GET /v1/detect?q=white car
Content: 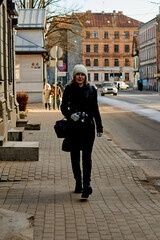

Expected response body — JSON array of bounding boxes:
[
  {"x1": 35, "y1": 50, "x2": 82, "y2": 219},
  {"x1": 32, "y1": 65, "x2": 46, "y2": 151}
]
[
  {"x1": 100, "y1": 82, "x2": 118, "y2": 96},
  {"x1": 114, "y1": 81, "x2": 129, "y2": 90}
]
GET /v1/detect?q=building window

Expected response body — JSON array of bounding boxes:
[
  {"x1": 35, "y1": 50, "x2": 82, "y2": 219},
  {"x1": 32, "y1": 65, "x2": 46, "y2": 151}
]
[
  {"x1": 134, "y1": 31, "x2": 138, "y2": 36},
  {"x1": 94, "y1": 73, "x2": 99, "y2": 81},
  {"x1": 104, "y1": 31, "x2": 109, "y2": 39},
  {"x1": 114, "y1": 59, "x2": 119, "y2": 66},
  {"x1": 104, "y1": 59, "x2": 109, "y2": 66},
  {"x1": 114, "y1": 45, "x2": 119, "y2": 53},
  {"x1": 114, "y1": 31, "x2": 119, "y2": 39},
  {"x1": 125, "y1": 73, "x2": 129, "y2": 81},
  {"x1": 124, "y1": 31, "x2": 130, "y2": 39},
  {"x1": 125, "y1": 58, "x2": 130, "y2": 66},
  {"x1": 86, "y1": 59, "x2": 91, "y2": 66},
  {"x1": 104, "y1": 44, "x2": 109, "y2": 52},
  {"x1": 104, "y1": 73, "x2": 109, "y2": 81},
  {"x1": 94, "y1": 44, "x2": 98, "y2": 52},
  {"x1": 93, "y1": 31, "x2": 99, "y2": 38},
  {"x1": 125, "y1": 45, "x2": 130, "y2": 53},
  {"x1": 88, "y1": 73, "x2": 90, "y2": 81},
  {"x1": 94, "y1": 59, "x2": 99, "y2": 66},
  {"x1": 86, "y1": 45, "x2": 90, "y2": 52},
  {"x1": 85, "y1": 31, "x2": 91, "y2": 38}
]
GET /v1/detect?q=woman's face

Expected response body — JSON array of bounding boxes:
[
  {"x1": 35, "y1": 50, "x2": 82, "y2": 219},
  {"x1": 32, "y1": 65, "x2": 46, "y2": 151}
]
[{"x1": 75, "y1": 73, "x2": 86, "y2": 87}]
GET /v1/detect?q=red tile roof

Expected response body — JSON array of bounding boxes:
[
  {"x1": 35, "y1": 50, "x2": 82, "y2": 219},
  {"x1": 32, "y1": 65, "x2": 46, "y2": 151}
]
[{"x1": 75, "y1": 11, "x2": 143, "y2": 27}]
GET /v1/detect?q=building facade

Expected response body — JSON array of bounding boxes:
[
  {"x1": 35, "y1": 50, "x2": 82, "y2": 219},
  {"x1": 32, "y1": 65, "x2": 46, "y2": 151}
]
[
  {"x1": 132, "y1": 35, "x2": 140, "y2": 89},
  {"x1": 0, "y1": 0, "x2": 18, "y2": 142},
  {"x1": 74, "y1": 11, "x2": 143, "y2": 84},
  {"x1": 15, "y1": 9, "x2": 48, "y2": 103},
  {"x1": 139, "y1": 14, "x2": 160, "y2": 92}
]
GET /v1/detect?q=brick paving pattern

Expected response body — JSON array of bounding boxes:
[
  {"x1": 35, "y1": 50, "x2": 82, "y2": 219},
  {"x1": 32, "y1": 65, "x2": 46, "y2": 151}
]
[{"x1": 0, "y1": 103, "x2": 160, "y2": 239}]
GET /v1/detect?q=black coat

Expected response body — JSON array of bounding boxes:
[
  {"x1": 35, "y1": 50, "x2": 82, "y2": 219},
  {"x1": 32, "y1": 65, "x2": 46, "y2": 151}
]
[{"x1": 61, "y1": 82, "x2": 103, "y2": 150}]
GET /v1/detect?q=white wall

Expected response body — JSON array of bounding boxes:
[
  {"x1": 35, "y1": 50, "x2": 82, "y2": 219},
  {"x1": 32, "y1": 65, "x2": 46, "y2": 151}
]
[{"x1": 15, "y1": 54, "x2": 44, "y2": 102}]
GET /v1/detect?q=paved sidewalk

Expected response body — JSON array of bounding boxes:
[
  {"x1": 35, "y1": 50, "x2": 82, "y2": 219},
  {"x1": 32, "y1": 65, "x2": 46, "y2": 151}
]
[{"x1": 0, "y1": 103, "x2": 160, "y2": 240}]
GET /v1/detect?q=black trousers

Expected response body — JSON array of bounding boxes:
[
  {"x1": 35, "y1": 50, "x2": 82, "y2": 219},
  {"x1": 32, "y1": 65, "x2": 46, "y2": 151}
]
[
  {"x1": 70, "y1": 145, "x2": 93, "y2": 186},
  {"x1": 45, "y1": 103, "x2": 50, "y2": 109}
]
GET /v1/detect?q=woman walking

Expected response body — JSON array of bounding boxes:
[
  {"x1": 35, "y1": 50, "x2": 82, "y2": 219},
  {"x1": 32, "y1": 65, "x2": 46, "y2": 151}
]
[
  {"x1": 61, "y1": 64, "x2": 103, "y2": 199},
  {"x1": 43, "y1": 83, "x2": 51, "y2": 110}
]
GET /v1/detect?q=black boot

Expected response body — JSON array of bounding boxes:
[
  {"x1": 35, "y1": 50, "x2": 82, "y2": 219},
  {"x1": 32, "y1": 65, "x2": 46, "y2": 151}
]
[
  {"x1": 81, "y1": 185, "x2": 92, "y2": 199},
  {"x1": 74, "y1": 181, "x2": 83, "y2": 193}
]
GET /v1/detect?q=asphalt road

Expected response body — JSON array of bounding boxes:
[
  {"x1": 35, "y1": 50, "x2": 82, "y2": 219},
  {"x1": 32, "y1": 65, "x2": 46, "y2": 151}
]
[{"x1": 99, "y1": 90, "x2": 160, "y2": 180}]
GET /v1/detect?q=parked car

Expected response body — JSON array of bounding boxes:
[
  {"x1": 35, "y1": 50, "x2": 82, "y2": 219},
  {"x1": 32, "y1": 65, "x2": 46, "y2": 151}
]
[
  {"x1": 114, "y1": 81, "x2": 129, "y2": 90},
  {"x1": 90, "y1": 83, "x2": 97, "y2": 90},
  {"x1": 100, "y1": 82, "x2": 118, "y2": 96}
]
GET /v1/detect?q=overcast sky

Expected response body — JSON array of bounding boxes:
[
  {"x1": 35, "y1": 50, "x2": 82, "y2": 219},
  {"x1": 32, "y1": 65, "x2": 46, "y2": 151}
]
[{"x1": 60, "y1": 0, "x2": 160, "y2": 23}]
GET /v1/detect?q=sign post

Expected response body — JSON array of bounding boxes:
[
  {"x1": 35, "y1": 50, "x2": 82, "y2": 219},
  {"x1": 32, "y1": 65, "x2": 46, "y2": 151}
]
[{"x1": 50, "y1": 46, "x2": 63, "y2": 109}]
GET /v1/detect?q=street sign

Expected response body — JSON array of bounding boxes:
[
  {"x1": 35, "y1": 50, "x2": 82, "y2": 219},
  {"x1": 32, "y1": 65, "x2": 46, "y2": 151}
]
[
  {"x1": 50, "y1": 46, "x2": 63, "y2": 59},
  {"x1": 57, "y1": 63, "x2": 66, "y2": 72},
  {"x1": 58, "y1": 72, "x2": 66, "y2": 76},
  {"x1": 119, "y1": 67, "x2": 123, "y2": 72}
]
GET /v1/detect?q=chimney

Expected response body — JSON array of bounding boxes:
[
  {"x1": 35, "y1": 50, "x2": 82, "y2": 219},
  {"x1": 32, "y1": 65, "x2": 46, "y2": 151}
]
[
  {"x1": 86, "y1": 10, "x2": 92, "y2": 14},
  {"x1": 118, "y1": 11, "x2": 123, "y2": 15}
]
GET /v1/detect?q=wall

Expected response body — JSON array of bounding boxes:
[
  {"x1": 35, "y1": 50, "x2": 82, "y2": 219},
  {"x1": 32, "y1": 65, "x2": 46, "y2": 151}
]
[
  {"x1": 15, "y1": 55, "x2": 43, "y2": 102},
  {"x1": 82, "y1": 26, "x2": 138, "y2": 83},
  {"x1": 0, "y1": 0, "x2": 18, "y2": 141}
]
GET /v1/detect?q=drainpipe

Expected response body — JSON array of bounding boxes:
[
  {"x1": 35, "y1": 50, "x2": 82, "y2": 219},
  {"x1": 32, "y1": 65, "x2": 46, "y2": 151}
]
[{"x1": 155, "y1": 21, "x2": 158, "y2": 91}]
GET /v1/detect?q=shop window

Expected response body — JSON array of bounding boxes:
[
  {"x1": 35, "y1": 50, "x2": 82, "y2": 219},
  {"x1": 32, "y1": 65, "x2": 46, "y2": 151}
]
[
  {"x1": 104, "y1": 73, "x2": 109, "y2": 81},
  {"x1": 125, "y1": 73, "x2": 129, "y2": 81}
]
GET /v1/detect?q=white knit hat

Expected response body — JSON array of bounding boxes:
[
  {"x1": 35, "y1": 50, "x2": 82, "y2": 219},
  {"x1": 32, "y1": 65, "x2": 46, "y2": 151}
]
[{"x1": 73, "y1": 64, "x2": 88, "y2": 81}]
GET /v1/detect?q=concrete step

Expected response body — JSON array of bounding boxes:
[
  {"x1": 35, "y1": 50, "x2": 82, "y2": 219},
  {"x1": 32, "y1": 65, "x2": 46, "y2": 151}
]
[
  {"x1": 8, "y1": 127, "x2": 24, "y2": 141},
  {"x1": 25, "y1": 122, "x2": 41, "y2": 130},
  {"x1": 0, "y1": 136, "x2": 5, "y2": 146},
  {"x1": 16, "y1": 119, "x2": 28, "y2": 127},
  {"x1": 0, "y1": 141, "x2": 39, "y2": 161},
  {"x1": 16, "y1": 119, "x2": 41, "y2": 130}
]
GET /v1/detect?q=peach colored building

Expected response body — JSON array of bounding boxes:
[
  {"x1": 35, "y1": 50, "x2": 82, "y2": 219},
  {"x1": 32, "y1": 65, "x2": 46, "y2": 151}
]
[{"x1": 75, "y1": 11, "x2": 143, "y2": 84}]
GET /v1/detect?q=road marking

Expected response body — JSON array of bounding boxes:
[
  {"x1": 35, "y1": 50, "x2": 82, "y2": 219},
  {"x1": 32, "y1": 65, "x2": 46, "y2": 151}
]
[{"x1": 98, "y1": 96, "x2": 160, "y2": 123}]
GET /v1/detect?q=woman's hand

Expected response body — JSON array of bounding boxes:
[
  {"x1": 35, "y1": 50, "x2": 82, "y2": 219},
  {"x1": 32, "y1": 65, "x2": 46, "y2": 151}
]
[
  {"x1": 97, "y1": 132, "x2": 103, "y2": 137},
  {"x1": 70, "y1": 113, "x2": 80, "y2": 121}
]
